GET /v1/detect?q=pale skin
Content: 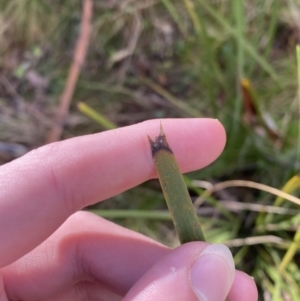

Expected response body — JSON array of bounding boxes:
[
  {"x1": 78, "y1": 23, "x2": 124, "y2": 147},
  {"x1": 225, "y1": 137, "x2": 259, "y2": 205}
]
[{"x1": 0, "y1": 118, "x2": 258, "y2": 301}]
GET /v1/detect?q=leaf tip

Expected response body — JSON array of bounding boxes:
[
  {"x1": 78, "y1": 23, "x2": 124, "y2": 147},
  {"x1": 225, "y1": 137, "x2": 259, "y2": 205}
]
[{"x1": 148, "y1": 123, "x2": 173, "y2": 157}]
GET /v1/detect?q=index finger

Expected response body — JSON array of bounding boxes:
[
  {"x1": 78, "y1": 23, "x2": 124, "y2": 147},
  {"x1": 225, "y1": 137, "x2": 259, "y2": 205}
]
[{"x1": 0, "y1": 118, "x2": 226, "y2": 267}]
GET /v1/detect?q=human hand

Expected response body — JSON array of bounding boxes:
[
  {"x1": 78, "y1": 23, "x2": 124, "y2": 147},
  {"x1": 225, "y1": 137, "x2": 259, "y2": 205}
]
[{"x1": 0, "y1": 118, "x2": 258, "y2": 301}]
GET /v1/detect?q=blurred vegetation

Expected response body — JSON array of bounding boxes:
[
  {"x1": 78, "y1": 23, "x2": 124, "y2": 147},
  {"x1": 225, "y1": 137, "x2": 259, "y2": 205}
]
[{"x1": 0, "y1": 0, "x2": 300, "y2": 299}]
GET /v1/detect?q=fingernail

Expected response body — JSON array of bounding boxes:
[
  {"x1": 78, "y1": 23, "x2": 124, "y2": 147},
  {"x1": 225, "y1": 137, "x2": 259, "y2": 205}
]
[{"x1": 190, "y1": 244, "x2": 235, "y2": 301}]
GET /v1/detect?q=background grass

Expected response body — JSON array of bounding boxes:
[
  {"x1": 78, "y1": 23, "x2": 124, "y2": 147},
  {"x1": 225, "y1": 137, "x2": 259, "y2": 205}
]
[{"x1": 0, "y1": 0, "x2": 299, "y2": 300}]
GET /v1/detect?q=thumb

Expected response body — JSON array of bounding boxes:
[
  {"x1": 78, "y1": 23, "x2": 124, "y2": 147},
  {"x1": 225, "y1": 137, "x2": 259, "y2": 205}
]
[{"x1": 123, "y1": 243, "x2": 235, "y2": 301}]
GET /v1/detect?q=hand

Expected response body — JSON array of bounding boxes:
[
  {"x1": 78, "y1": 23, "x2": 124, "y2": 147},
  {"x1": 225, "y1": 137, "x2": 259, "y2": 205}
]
[{"x1": 0, "y1": 118, "x2": 258, "y2": 301}]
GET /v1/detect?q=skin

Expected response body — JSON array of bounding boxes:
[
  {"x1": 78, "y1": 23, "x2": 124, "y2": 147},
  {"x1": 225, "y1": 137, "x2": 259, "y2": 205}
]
[{"x1": 0, "y1": 118, "x2": 258, "y2": 301}]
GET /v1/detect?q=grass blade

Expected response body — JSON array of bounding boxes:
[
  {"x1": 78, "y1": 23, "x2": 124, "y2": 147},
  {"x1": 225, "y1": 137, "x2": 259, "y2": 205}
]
[
  {"x1": 77, "y1": 101, "x2": 117, "y2": 130},
  {"x1": 194, "y1": 179, "x2": 300, "y2": 207},
  {"x1": 279, "y1": 230, "x2": 300, "y2": 273},
  {"x1": 278, "y1": 46, "x2": 300, "y2": 273},
  {"x1": 296, "y1": 45, "x2": 300, "y2": 173},
  {"x1": 161, "y1": 0, "x2": 187, "y2": 37},
  {"x1": 232, "y1": 0, "x2": 244, "y2": 126},
  {"x1": 139, "y1": 76, "x2": 200, "y2": 117},
  {"x1": 195, "y1": 0, "x2": 281, "y2": 85}
]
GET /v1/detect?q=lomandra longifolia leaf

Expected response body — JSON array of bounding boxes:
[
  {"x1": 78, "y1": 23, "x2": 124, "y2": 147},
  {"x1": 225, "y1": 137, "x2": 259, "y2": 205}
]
[{"x1": 148, "y1": 124, "x2": 205, "y2": 244}]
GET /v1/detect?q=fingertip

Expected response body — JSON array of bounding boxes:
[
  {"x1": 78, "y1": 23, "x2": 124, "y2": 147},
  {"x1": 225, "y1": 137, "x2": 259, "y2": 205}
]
[
  {"x1": 228, "y1": 271, "x2": 258, "y2": 301},
  {"x1": 211, "y1": 119, "x2": 227, "y2": 152},
  {"x1": 190, "y1": 244, "x2": 234, "y2": 301},
  {"x1": 123, "y1": 242, "x2": 235, "y2": 301},
  {"x1": 173, "y1": 118, "x2": 226, "y2": 173}
]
